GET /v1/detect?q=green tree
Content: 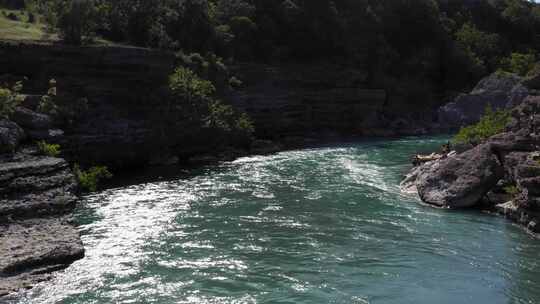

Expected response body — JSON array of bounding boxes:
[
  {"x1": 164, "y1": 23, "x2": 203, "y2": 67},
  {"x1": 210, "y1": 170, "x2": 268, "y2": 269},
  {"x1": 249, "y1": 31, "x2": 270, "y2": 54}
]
[
  {"x1": 57, "y1": 0, "x2": 98, "y2": 45},
  {"x1": 169, "y1": 66, "x2": 216, "y2": 110},
  {"x1": 455, "y1": 22, "x2": 501, "y2": 69}
]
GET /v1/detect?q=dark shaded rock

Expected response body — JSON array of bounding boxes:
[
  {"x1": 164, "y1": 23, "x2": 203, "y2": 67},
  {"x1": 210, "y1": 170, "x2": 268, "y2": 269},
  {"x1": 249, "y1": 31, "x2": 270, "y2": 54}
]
[
  {"x1": 11, "y1": 107, "x2": 53, "y2": 130},
  {"x1": 438, "y1": 73, "x2": 528, "y2": 128},
  {"x1": 504, "y1": 152, "x2": 530, "y2": 181},
  {"x1": 250, "y1": 140, "x2": 282, "y2": 155},
  {"x1": 0, "y1": 119, "x2": 25, "y2": 153},
  {"x1": 27, "y1": 129, "x2": 64, "y2": 141},
  {"x1": 506, "y1": 95, "x2": 540, "y2": 134},
  {"x1": 19, "y1": 95, "x2": 42, "y2": 110},
  {"x1": 489, "y1": 132, "x2": 539, "y2": 155},
  {"x1": 227, "y1": 63, "x2": 386, "y2": 139},
  {"x1": 524, "y1": 63, "x2": 540, "y2": 90},
  {"x1": 0, "y1": 42, "x2": 176, "y2": 168},
  {"x1": 484, "y1": 190, "x2": 513, "y2": 206},
  {"x1": 416, "y1": 144, "x2": 505, "y2": 208}
]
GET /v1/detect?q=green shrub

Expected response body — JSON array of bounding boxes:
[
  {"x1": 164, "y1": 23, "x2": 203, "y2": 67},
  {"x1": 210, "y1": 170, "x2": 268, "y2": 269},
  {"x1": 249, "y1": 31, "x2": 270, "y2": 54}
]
[
  {"x1": 169, "y1": 66, "x2": 215, "y2": 108},
  {"x1": 500, "y1": 52, "x2": 536, "y2": 76},
  {"x1": 37, "y1": 141, "x2": 61, "y2": 157},
  {"x1": 0, "y1": 81, "x2": 23, "y2": 119},
  {"x1": 503, "y1": 185, "x2": 520, "y2": 196},
  {"x1": 205, "y1": 100, "x2": 254, "y2": 136},
  {"x1": 235, "y1": 112, "x2": 254, "y2": 135},
  {"x1": 453, "y1": 105, "x2": 511, "y2": 145},
  {"x1": 37, "y1": 79, "x2": 59, "y2": 115},
  {"x1": 74, "y1": 164, "x2": 112, "y2": 192}
]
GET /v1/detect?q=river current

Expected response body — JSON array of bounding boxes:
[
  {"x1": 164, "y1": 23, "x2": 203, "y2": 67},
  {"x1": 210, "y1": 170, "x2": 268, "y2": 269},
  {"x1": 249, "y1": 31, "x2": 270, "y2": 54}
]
[{"x1": 13, "y1": 137, "x2": 540, "y2": 304}]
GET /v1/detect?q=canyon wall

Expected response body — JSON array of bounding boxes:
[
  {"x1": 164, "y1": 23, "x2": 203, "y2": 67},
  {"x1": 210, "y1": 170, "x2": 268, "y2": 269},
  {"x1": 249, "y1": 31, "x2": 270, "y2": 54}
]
[{"x1": 1, "y1": 42, "x2": 394, "y2": 167}]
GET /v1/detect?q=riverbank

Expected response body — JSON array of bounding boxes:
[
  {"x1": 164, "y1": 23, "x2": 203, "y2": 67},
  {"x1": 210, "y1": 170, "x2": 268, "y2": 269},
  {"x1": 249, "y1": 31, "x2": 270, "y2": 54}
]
[
  {"x1": 8, "y1": 135, "x2": 540, "y2": 304},
  {"x1": 0, "y1": 148, "x2": 83, "y2": 297},
  {"x1": 401, "y1": 95, "x2": 540, "y2": 234}
]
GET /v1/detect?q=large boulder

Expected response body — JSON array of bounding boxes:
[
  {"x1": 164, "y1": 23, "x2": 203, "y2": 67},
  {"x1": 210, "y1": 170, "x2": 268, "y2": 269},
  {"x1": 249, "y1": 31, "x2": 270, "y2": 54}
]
[
  {"x1": 416, "y1": 144, "x2": 504, "y2": 208},
  {"x1": 438, "y1": 73, "x2": 528, "y2": 128},
  {"x1": 0, "y1": 119, "x2": 25, "y2": 153}
]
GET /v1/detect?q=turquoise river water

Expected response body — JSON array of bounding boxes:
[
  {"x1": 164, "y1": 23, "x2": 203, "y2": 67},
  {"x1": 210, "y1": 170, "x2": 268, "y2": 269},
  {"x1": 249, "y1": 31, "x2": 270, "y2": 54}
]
[{"x1": 11, "y1": 136, "x2": 540, "y2": 304}]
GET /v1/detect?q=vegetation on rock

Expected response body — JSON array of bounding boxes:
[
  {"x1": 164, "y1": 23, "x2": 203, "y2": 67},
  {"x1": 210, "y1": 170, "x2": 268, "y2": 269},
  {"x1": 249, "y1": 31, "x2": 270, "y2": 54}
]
[
  {"x1": 503, "y1": 185, "x2": 520, "y2": 196},
  {"x1": 37, "y1": 140, "x2": 61, "y2": 157},
  {"x1": 2, "y1": 0, "x2": 539, "y2": 107},
  {"x1": 0, "y1": 81, "x2": 23, "y2": 119},
  {"x1": 0, "y1": 81, "x2": 23, "y2": 118},
  {"x1": 453, "y1": 105, "x2": 511, "y2": 145},
  {"x1": 74, "y1": 164, "x2": 112, "y2": 192},
  {"x1": 168, "y1": 65, "x2": 254, "y2": 147},
  {"x1": 500, "y1": 52, "x2": 537, "y2": 76}
]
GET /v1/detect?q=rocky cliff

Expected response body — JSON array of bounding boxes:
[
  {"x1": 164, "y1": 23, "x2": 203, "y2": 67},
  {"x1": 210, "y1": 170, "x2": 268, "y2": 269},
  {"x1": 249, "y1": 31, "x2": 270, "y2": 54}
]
[
  {"x1": 0, "y1": 42, "x2": 419, "y2": 167},
  {"x1": 227, "y1": 63, "x2": 390, "y2": 139},
  {"x1": 438, "y1": 72, "x2": 530, "y2": 130},
  {"x1": 0, "y1": 145, "x2": 84, "y2": 296},
  {"x1": 402, "y1": 95, "x2": 540, "y2": 233},
  {"x1": 0, "y1": 41, "x2": 177, "y2": 167}
]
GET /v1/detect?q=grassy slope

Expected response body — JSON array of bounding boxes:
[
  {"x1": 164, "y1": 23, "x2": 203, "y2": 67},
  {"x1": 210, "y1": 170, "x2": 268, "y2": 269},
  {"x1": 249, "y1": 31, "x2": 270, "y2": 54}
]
[{"x1": 0, "y1": 8, "x2": 57, "y2": 41}]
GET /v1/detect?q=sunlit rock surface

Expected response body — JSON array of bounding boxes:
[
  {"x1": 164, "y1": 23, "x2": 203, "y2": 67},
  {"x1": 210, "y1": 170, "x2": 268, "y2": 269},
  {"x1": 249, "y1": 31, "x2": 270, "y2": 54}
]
[{"x1": 0, "y1": 149, "x2": 82, "y2": 297}]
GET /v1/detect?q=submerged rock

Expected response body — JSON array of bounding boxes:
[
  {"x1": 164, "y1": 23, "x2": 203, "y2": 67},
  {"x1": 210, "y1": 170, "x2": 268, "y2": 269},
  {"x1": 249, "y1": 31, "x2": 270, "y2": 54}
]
[{"x1": 416, "y1": 144, "x2": 504, "y2": 208}]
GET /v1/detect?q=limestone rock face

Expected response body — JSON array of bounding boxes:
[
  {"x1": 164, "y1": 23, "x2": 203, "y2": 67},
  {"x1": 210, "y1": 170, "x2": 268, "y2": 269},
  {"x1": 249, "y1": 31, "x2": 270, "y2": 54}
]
[
  {"x1": 227, "y1": 63, "x2": 387, "y2": 139},
  {"x1": 0, "y1": 119, "x2": 25, "y2": 153},
  {"x1": 403, "y1": 95, "x2": 540, "y2": 233},
  {"x1": 438, "y1": 73, "x2": 528, "y2": 129},
  {"x1": 416, "y1": 144, "x2": 504, "y2": 208},
  {"x1": 0, "y1": 217, "x2": 84, "y2": 297},
  {"x1": 0, "y1": 42, "x2": 175, "y2": 167},
  {"x1": 0, "y1": 149, "x2": 82, "y2": 297}
]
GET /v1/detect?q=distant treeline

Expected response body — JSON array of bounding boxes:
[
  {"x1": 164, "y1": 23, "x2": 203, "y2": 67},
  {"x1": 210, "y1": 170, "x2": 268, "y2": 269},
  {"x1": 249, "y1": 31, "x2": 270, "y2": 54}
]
[{"x1": 6, "y1": 0, "x2": 540, "y2": 102}]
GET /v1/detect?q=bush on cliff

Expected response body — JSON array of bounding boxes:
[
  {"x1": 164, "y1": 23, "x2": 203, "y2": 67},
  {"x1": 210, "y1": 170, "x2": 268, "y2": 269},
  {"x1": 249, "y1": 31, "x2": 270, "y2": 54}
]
[
  {"x1": 453, "y1": 105, "x2": 511, "y2": 145},
  {"x1": 37, "y1": 140, "x2": 61, "y2": 157},
  {"x1": 500, "y1": 52, "x2": 537, "y2": 76},
  {"x1": 206, "y1": 100, "x2": 254, "y2": 144},
  {"x1": 37, "y1": 79, "x2": 59, "y2": 116},
  {"x1": 168, "y1": 66, "x2": 254, "y2": 147},
  {"x1": 74, "y1": 164, "x2": 112, "y2": 192},
  {"x1": 0, "y1": 81, "x2": 23, "y2": 119},
  {"x1": 169, "y1": 66, "x2": 215, "y2": 110}
]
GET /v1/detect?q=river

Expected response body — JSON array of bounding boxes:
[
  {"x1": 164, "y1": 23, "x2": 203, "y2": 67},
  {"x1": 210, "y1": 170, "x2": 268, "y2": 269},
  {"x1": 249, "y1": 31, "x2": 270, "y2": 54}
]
[{"x1": 12, "y1": 136, "x2": 540, "y2": 304}]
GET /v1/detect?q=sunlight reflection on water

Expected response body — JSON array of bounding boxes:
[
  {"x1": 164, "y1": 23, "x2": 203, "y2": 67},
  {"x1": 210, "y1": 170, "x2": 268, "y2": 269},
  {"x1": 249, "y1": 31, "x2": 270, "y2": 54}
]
[{"x1": 11, "y1": 136, "x2": 540, "y2": 304}]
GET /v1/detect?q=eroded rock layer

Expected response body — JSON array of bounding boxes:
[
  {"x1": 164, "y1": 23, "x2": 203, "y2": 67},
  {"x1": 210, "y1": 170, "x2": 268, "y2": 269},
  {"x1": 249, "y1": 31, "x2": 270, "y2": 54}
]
[{"x1": 0, "y1": 148, "x2": 83, "y2": 297}]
